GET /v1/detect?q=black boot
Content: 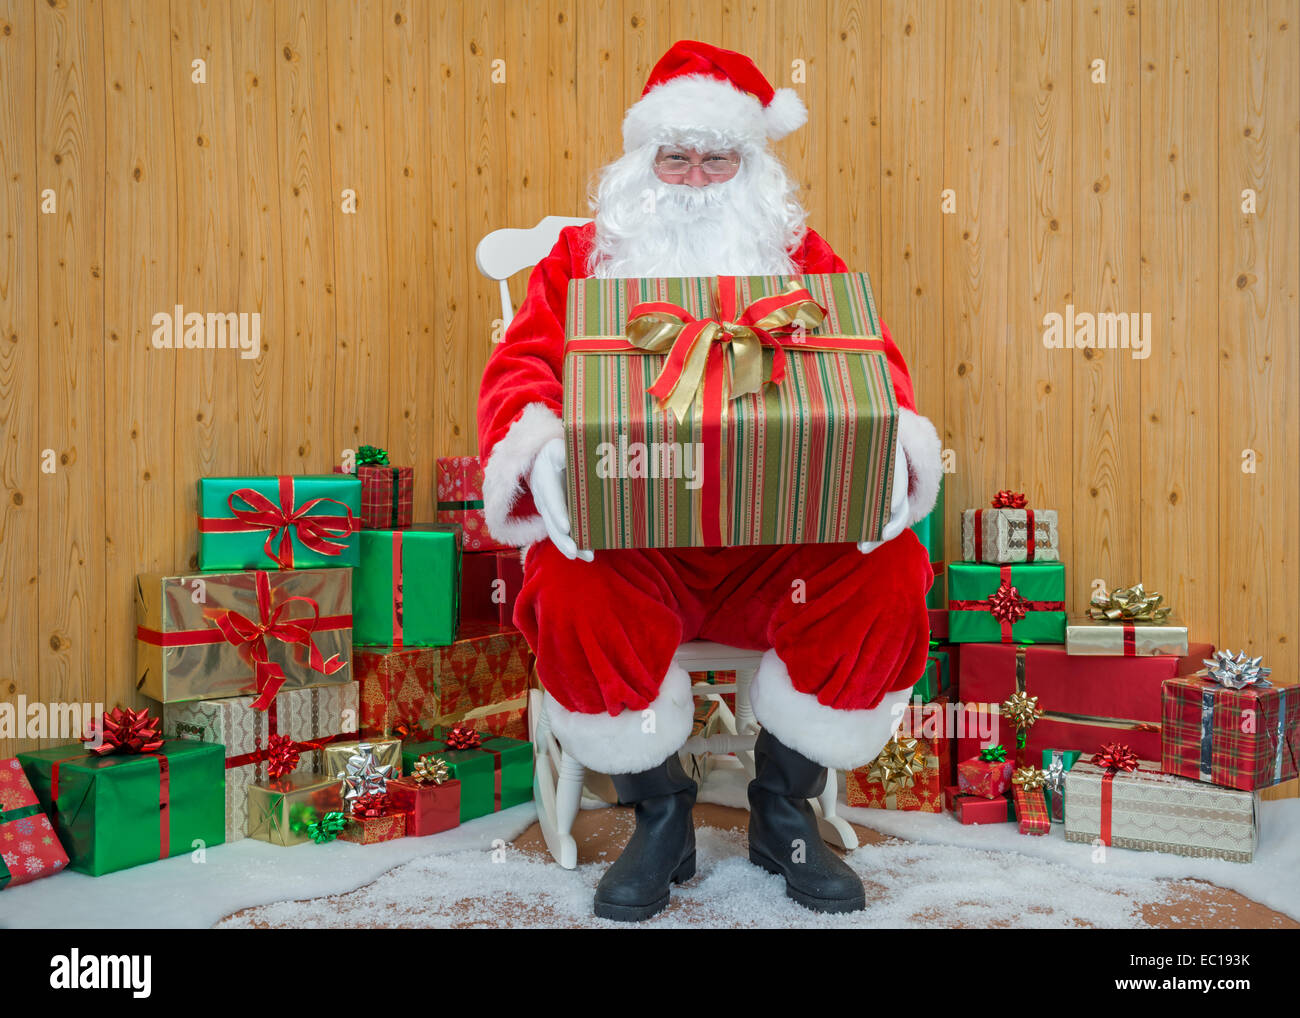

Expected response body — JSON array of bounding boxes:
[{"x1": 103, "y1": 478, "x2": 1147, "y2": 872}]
[
  {"x1": 593, "y1": 753, "x2": 697, "y2": 922},
  {"x1": 747, "y1": 728, "x2": 866, "y2": 913}
]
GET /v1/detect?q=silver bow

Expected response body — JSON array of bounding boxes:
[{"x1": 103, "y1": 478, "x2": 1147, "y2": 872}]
[
  {"x1": 1199, "y1": 649, "x2": 1272, "y2": 690},
  {"x1": 338, "y1": 741, "x2": 393, "y2": 803}
]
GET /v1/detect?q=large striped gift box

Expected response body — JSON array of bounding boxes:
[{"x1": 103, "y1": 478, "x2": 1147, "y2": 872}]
[{"x1": 563, "y1": 273, "x2": 899, "y2": 549}]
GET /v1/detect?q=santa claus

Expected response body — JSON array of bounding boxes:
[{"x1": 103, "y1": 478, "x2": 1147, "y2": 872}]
[{"x1": 478, "y1": 41, "x2": 941, "y2": 921}]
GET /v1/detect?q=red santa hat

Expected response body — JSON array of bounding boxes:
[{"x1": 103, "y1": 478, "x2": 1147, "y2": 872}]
[{"x1": 622, "y1": 40, "x2": 808, "y2": 152}]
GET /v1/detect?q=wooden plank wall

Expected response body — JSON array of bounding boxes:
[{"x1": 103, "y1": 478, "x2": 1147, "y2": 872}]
[{"x1": 1, "y1": 0, "x2": 1296, "y2": 800}]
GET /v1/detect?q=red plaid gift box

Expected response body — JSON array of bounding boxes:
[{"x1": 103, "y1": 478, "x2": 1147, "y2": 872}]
[
  {"x1": 334, "y1": 464, "x2": 413, "y2": 530},
  {"x1": 1, "y1": 757, "x2": 70, "y2": 888},
  {"x1": 1013, "y1": 783, "x2": 1051, "y2": 835},
  {"x1": 437, "y1": 456, "x2": 510, "y2": 551},
  {"x1": 1162, "y1": 671, "x2": 1299, "y2": 792}
]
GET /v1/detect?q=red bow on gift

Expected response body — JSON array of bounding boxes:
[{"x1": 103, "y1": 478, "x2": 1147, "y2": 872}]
[
  {"x1": 443, "y1": 724, "x2": 482, "y2": 750},
  {"x1": 987, "y1": 578, "x2": 1031, "y2": 625},
  {"x1": 226, "y1": 478, "x2": 357, "y2": 568},
  {"x1": 1091, "y1": 743, "x2": 1139, "y2": 772},
  {"x1": 84, "y1": 707, "x2": 165, "y2": 756},
  {"x1": 991, "y1": 490, "x2": 1028, "y2": 509},
  {"x1": 351, "y1": 792, "x2": 390, "y2": 819},
  {"x1": 213, "y1": 571, "x2": 345, "y2": 711},
  {"x1": 265, "y1": 733, "x2": 302, "y2": 778}
]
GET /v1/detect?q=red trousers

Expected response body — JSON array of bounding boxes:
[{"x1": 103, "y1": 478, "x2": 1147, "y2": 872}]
[{"x1": 515, "y1": 531, "x2": 933, "y2": 720}]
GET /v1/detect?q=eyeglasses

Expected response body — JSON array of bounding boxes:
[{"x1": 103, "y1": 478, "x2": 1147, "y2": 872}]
[{"x1": 654, "y1": 151, "x2": 741, "y2": 178}]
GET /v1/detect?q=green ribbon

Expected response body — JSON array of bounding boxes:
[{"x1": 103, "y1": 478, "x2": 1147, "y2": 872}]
[
  {"x1": 979, "y1": 744, "x2": 1007, "y2": 762},
  {"x1": 358, "y1": 445, "x2": 390, "y2": 466},
  {"x1": 0, "y1": 800, "x2": 42, "y2": 825},
  {"x1": 309, "y1": 811, "x2": 347, "y2": 844}
]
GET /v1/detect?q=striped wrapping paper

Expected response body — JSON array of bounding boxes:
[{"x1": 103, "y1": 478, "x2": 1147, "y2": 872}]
[{"x1": 563, "y1": 273, "x2": 899, "y2": 549}]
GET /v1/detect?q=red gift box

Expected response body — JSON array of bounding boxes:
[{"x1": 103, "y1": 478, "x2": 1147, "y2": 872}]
[
  {"x1": 461, "y1": 549, "x2": 525, "y2": 630},
  {"x1": 928, "y1": 608, "x2": 949, "y2": 640},
  {"x1": 954, "y1": 643, "x2": 1213, "y2": 767},
  {"x1": 355, "y1": 621, "x2": 533, "y2": 738},
  {"x1": 943, "y1": 785, "x2": 1015, "y2": 824},
  {"x1": 1, "y1": 757, "x2": 70, "y2": 888},
  {"x1": 437, "y1": 456, "x2": 510, "y2": 552},
  {"x1": 957, "y1": 754, "x2": 1013, "y2": 798},
  {"x1": 340, "y1": 811, "x2": 407, "y2": 845},
  {"x1": 846, "y1": 697, "x2": 951, "y2": 811},
  {"x1": 334, "y1": 464, "x2": 414, "y2": 529},
  {"x1": 386, "y1": 776, "x2": 461, "y2": 837},
  {"x1": 1162, "y1": 674, "x2": 1299, "y2": 791}
]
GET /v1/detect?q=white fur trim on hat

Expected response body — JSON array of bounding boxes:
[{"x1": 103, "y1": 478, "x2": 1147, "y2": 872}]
[
  {"x1": 623, "y1": 74, "x2": 806, "y2": 152},
  {"x1": 543, "y1": 659, "x2": 695, "y2": 775},
  {"x1": 897, "y1": 408, "x2": 943, "y2": 527},
  {"x1": 750, "y1": 649, "x2": 914, "y2": 771},
  {"x1": 481, "y1": 402, "x2": 564, "y2": 547}
]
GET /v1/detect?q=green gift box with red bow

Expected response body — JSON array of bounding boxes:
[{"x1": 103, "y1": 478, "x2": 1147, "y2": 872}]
[
  {"x1": 18, "y1": 710, "x2": 225, "y2": 876},
  {"x1": 400, "y1": 725, "x2": 532, "y2": 823},
  {"x1": 947, "y1": 561, "x2": 1066, "y2": 645}
]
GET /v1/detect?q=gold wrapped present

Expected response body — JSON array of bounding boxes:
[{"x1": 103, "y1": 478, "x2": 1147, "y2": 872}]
[{"x1": 247, "y1": 775, "x2": 343, "y2": 847}]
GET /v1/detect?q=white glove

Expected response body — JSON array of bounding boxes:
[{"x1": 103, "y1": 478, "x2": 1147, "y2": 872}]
[
  {"x1": 529, "y1": 437, "x2": 594, "y2": 562},
  {"x1": 857, "y1": 436, "x2": 911, "y2": 555}
]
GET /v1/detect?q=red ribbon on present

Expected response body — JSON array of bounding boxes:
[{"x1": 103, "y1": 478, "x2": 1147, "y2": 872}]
[
  {"x1": 392, "y1": 531, "x2": 405, "y2": 648},
  {"x1": 198, "y1": 476, "x2": 359, "y2": 568},
  {"x1": 949, "y1": 565, "x2": 1064, "y2": 642},
  {"x1": 1091, "y1": 743, "x2": 1139, "y2": 846}
]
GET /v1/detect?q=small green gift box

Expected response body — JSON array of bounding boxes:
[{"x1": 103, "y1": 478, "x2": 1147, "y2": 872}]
[
  {"x1": 947, "y1": 561, "x2": 1066, "y2": 644},
  {"x1": 1041, "y1": 748, "x2": 1082, "y2": 823},
  {"x1": 910, "y1": 475, "x2": 946, "y2": 610},
  {"x1": 354, "y1": 524, "x2": 461, "y2": 647},
  {"x1": 400, "y1": 727, "x2": 532, "y2": 822},
  {"x1": 197, "y1": 474, "x2": 361, "y2": 570},
  {"x1": 18, "y1": 740, "x2": 225, "y2": 876}
]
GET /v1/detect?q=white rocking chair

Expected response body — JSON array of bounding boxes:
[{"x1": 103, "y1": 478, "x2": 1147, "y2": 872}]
[{"x1": 476, "y1": 218, "x2": 859, "y2": 870}]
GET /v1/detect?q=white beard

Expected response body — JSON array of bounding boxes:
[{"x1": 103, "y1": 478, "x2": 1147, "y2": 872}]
[{"x1": 588, "y1": 142, "x2": 808, "y2": 279}]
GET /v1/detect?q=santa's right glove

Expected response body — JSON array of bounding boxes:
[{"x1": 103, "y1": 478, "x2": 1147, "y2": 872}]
[{"x1": 529, "y1": 437, "x2": 594, "y2": 562}]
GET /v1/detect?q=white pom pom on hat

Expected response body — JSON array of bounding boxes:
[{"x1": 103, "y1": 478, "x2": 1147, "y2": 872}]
[{"x1": 621, "y1": 40, "x2": 808, "y2": 152}]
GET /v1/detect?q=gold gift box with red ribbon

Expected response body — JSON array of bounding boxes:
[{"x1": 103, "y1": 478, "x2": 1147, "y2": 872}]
[
  {"x1": 563, "y1": 273, "x2": 899, "y2": 549},
  {"x1": 136, "y1": 569, "x2": 352, "y2": 706}
]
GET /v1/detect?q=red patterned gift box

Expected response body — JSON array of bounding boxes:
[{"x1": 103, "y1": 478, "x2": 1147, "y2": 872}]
[
  {"x1": 340, "y1": 811, "x2": 407, "y2": 845},
  {"x1": 334, "y1": 461, "x2": 414, "y2": 530},
  {"x1": 1162, "y1": 656, "x2": 1299, "y2": 792},
  {"x1": 1, "y1": 757, "x2": 69, "y2": 889},
  {"x1": 846, "y1": 697, "x2": 950, "y2": 811},
  {"x1": 943, "y1": 785, "x2": 1014, "y2": 824},
  {"x1": 954, "y1": 642, "x2": 1214, "y2": 768},
  {"x1": 356, "y1": 621, "x2": 533, "y2": 738},
  {"x1": 957, "y1": 750, "x2": 1013, "y2": 798},
  {"x1": 437, "y1": 456, "x2": 510, "y2": 552}
]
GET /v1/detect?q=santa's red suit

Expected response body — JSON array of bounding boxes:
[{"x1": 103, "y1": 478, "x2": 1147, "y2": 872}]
[{"x1": 476, "y1": 51, "x2": 942, "y2": 780}]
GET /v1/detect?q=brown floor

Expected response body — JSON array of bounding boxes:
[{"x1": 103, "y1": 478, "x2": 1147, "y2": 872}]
[{"x1": 221, "y1": 803, "x2": 1298, "y2": 929}]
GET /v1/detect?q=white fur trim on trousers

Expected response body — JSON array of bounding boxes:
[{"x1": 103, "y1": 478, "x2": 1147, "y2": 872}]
[
  {"x1": 481, "y1": 402, "x2": 563, "y2": 547},
  {"x1": 543, "y1": 660, "x2": 695, "y2": 775},
  {"x1": 749, "y1": 649, "x2": 914, "y2": 771},
  {"x1": 897, "y1": 408, "x2": 943, "y2": 527}
]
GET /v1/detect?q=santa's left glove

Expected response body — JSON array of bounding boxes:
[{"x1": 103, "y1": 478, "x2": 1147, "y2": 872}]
[{"x1": 529, "y1": 437, "x2": 594, "y2": 562}]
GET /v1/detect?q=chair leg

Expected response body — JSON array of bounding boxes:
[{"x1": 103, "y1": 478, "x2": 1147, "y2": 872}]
[
  {"x1": 812, "y1": 767, "x2": 860, "y2": 851},
  {"x1": 530, "y1": 689, "x2": 580, "y2": 869}
]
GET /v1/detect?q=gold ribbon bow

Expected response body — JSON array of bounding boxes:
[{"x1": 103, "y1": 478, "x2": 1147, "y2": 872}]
[
  {"x1": 867, "y1": 735, "x2": 929, "y2": 796},
  {"x1": 411, "y1": 753, "x2": 451, "y2": 785},
  {"x1": 625, "y1": 280, "x2": 827, "y2": 424},
  {"x1": 1011, "y1": 766, "x2": 1046, "y2": 792},
  {"x1": 1087, "y1": 584, "x2": 1172, "y2": 624}
]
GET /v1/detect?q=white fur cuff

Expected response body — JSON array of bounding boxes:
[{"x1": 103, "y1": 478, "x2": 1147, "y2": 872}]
[
  {"x1": 543, "y1": 660, "x2": 695, "y2": 775},
  {"x1": 750, "y1": 649, "x2": 915, "y2": 771},
  {"x1": 898, "y1": 408, "x2": 943, "y2": 527},
  {"x1": 481, "y1": 402, "x2": 564, "y2": 547}
]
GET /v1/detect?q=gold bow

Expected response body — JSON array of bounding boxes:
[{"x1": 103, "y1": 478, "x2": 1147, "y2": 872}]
[
  {"x1": 1011, "y1": 766, "x2": 1046, "y2": 792},
  {"x1": 411, "y1": 753, "x2": 451, "y2": 786},
  {"x1": 625, "y1": 281, "x2": 826, "y2": 424},
  {"x1": 1087, "y1": 584, "x2": 1172, "y2": 624},
  {"x1": 867, "y1": 735, "x2": 928, "y2": 796}
]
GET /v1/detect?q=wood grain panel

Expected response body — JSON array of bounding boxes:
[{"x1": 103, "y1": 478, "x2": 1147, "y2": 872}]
[
  {"x1": 1140, "y1": 0, "x2": 1219, "y2": 652},
  {"x1": 1071, "y1": 0, "x2": 1141, "y2": 613},
  {"x1": 35, "y1": 0, "x2": 106, "y2": 721},
  {"x1": 943, "y1": 0, "x2": 1010, "y2": 563},
  {"x1": 1218, "y1": 0, "x2": 1299, "y2": 802},
  {"x1": 1006, "y1": 0, "x2": 1073, "y2": 531},
  {"x1": 275, "y1": 0, "x2": 336, "y2": 472},
  {"x1": 103, "y1": 0, "x2": 176, "y2": 713},
  {"x1": 327, "y1": 0, "x2": 390, "y2": 463},
  {"x1": 0, "y1": 0, "x2": 38, "y2": 758},
  {"x1": 826, "y1": 0, "x2": 881, "y2": 280}
]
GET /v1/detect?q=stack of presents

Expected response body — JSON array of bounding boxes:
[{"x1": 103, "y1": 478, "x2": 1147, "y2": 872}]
[
  {"x1": 846, "y1": 482, "x2": 1299, "y2": 864},
  {"x1": 1, "y1": 447, "x2": 535, "y2": 887}
]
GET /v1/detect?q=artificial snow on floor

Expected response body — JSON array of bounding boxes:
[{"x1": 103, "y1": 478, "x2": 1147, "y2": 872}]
[{"x1": 3, "y1": 764, "x2": 1298, "y2": 929}]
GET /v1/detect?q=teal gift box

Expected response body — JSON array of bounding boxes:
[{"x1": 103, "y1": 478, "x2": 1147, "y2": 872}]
[
  {"x1": 19, "y1": 740, "x2": 225, "y2": 876},
  {"x1": 198, "y1": 474, "x2": 361, "y2": 570},
  {"x1": 401, "y1": 727, "x2": 532, "y2": 822},
  {"x1": 354, "y1": 524, "x2": 460, "y2": 647},
  {"x1": 910, "y1": 475, "x2": 946, "y2": 611},
  {"x1": 1042, "y1": 748, "x2": 1082, "y2": 823}
]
